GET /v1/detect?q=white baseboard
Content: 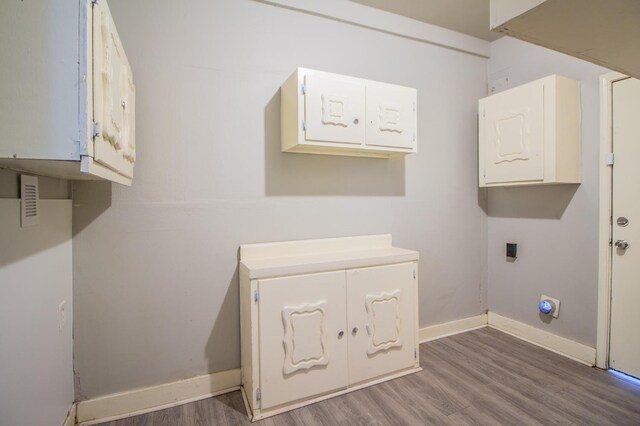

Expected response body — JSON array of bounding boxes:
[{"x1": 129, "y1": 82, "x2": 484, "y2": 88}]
[
  {"x1": 76, "y1": 369, "x2": 241, "y2": 425},
  {"x1": 419, "y1": 314, "x2": 488, "y2": 343},
  {"x1": 63, "y1": 403, "x2": 76, "y2": 426},
  {"x1": 73, "y1": 313, "x2": 596, "y2": 424},
  {"x1": 487, "y1": 312, "x2": 596, "y2": 366}
]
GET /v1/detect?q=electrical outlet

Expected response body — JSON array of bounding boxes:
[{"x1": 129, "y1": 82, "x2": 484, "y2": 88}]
[
  {"x1": 540, "y1": 294, "x2": 560, "y2": 318},
  {"x1": 57, "y1": 301, "x2": 67, "y2": 330}
]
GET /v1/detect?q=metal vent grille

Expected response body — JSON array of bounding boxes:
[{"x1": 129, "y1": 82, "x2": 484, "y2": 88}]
[{"x1": 20, "y1": 175, "x2": 39, "y2": 227}]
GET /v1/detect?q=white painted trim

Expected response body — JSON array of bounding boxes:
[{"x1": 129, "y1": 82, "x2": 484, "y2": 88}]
[
  {"x1": 76, "y1": 369, "x2": 241, "y2": 425},
  {"x1": 418, "y1": 314, "x2": 488, "y2": 343},
  {"x1": 255, "y1": 0, "x2": 490, "y2": 58},
  {"x1": 487, "y1": 312, "x2": 596, "y2": 366},
  {"x1": 63, "y1": 403, "x2": 77, "y2": 426},
  {"x1": 596, "y1": 72, "x2": 630, "y2": 369}
]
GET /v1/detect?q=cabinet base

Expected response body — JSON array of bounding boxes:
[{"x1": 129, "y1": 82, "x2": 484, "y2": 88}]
[{"x1": 241, "y1": 366, "x2": 422, "y2": 422}]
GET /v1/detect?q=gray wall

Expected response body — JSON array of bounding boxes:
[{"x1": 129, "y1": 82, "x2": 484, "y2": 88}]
[
  {"x1": 0, "y1": 169, "x2": 73, "y2": 425},
  {"x1": 72, "y1": 0, "x2": 488, "y2": 398},
  {"x1": 0, "y1": 199, "x2": 74, "y2": 426},
  {"x1": 486, "y1": 37, "x2": 609, "y2": 347}
]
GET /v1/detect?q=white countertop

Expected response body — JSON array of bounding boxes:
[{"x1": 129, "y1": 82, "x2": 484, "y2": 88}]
[{"x1": 241, "y1": 246, "x2": 419, "y2": 279}]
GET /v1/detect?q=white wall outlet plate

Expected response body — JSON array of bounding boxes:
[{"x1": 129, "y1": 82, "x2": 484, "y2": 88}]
[{"x1": 540, "y1": 294, "x2": 560, "y2": 318}]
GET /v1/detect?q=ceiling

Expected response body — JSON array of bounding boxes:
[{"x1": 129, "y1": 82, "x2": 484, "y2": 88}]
[{"x1": 350, "y1": 0, "x2": 501, "y2": 42}]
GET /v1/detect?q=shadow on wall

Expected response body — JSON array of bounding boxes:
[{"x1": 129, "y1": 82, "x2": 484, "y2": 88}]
[
  {"x1": 0, "y1": 170, "x2": 74, "y2": 268},
  {"x1": 72, "y1": 181, "x2": 112, "y2": 236},
  {"x1": 0, "y1": 198, "x2": 71, "y2": 269},
  {"x1": 264, "y1": 90, "x2": 406, "y2": 196},
  {"x1": 487, "y1": 184, "x2": 580, "y2": 219},
  {"x1": 206, "y1": 265, "x2": 241, "y2": 382}
]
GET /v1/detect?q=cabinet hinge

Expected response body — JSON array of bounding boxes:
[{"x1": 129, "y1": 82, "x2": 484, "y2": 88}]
[
  {"x1": 302, "y1": 120, "x2": 306, "y2": 131},
  {"x1": 256, "y1": 388, "x2": 261, "y2": 402},
  {"x1": 301, "y1": 84, "x2": 306, "y2": 95},
  {"x1": 253, "y1": 290, "x2": 259, "y2": 304},
  {"x1": 92, "y1": 121, "x2": 101, "y2": 139},
  {"x1": 414, "y1": 348, "x2": 417, "y2": 359},
  {"x1": 413, "y1": 270, "x2": 416, "y2": 280},
  {"x1": 605, "y1": 153, "x2": 614, "y2": 166},
  {"x1": 90, "y1": 0, "x2": 99, "y2": 6}
]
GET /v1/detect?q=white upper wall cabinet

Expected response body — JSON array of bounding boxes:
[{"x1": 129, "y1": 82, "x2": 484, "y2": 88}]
[
  {"x1": 281, "y1": 68, "x2": 417, "y2": 158},
  {"x1": 478, "y1": 75, "x2": 581, "y2": 187},
  {"x1": 0, "y1": 0, "x2": 135, "y2": 185}
]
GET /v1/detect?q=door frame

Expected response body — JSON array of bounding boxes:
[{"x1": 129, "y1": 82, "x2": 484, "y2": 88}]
[{"x1": 596, "y1": 71, "x2": 630, "y2": 369}]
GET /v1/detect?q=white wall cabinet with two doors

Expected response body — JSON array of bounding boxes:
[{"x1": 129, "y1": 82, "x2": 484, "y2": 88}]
[
  {"x1": 281, "y1": 68, "x2": 417, "y2": 158},
  {"x1": 240, "y1": 235, "x2": 420, "y2": 420},
  {"x1": 478, "y1": 74, "x2": 581, "y2": 187},
  {"x1": 0, "y1": 0, "x2": 135, "y2": 185}
]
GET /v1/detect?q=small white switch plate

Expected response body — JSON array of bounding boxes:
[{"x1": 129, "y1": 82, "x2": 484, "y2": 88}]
[
  {"x1": 540, "y1": 294, "x2": 560, "y2": 318},
  {"x1": 57, "y1": 301, "x2": 67, "y2": 330}
]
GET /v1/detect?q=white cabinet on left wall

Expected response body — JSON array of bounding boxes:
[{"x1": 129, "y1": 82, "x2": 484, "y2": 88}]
[{"x1": 0, "y1": 0, "x2": 135, "y2": 185}]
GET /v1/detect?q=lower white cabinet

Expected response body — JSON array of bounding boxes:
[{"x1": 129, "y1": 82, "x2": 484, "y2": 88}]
[{"x1": 240, "y1": 235, "x2": 420, "y2": 420}]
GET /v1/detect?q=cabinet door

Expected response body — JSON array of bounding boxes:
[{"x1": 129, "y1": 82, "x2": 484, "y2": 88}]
[
  {"x1": 258, "y1": 271, "x2": 348, "y2": 409},
  {"x1": 480, "y1": 80, "x2": 544, "y2": 184},
  {"x1": 346, "y1": 263, "x2": 417, "y2": 385},
  {"x1": 365, "y1": 85, "x2": 417, "y2": 149},
  {"x1": 304, "y1": 74, "x2": 365, "y2": 145},
  {"x1": 93, "y1": 0, "x2": 135, "y2": 178}
]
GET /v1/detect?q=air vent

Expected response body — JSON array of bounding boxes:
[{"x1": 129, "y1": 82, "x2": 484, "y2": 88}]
[{"x1": 20, "y1": 175, "x2": 39, "y2": 227}]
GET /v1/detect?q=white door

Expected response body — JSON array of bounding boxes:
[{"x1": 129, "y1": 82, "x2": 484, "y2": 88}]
[
  {"x1": 365, "y1": 85, "x2": 416, "y2": 149},
  {"x1": 346, "y1": 262, "x2": 417, "y2": 385},
  {"x1": 609, "y1": 77, "x2": 640, "y2": 378},
  {"x1": 258, "y1": 271, "x2": 348, "y2": 409},
  {"x1": 93, "y1": 0, "x2": 135, "y2": 178},
  {"x1": 481, "y1": 80, "x2": 544, "y2": 184},
  {"x1": 304, "y1": 74, "x2": 365, "y2": 145}
]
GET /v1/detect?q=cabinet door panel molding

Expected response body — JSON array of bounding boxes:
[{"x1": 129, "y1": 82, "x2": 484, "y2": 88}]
[{"x1": 282, "y1": 301, "x2": 330, "y2": 374}]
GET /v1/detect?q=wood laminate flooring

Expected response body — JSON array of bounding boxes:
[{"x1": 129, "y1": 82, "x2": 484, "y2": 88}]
[{"x1": 99, "y1": 328, "x2": 640, "y2": 425}]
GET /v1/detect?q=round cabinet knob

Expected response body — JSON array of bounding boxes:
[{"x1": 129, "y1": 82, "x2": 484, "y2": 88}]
[
  {"x1": 353, "y1": 118, "x2": 359, "y2": 125},
  {"x1": 615, "y1": 240, "x2": 630, "y2": 250},
  {"x1": 352, "y1": 327, "x2": 358, "y2": 335},
  {"x1": 338, "y1": 331, "x2": 344, "y2": 338}
]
